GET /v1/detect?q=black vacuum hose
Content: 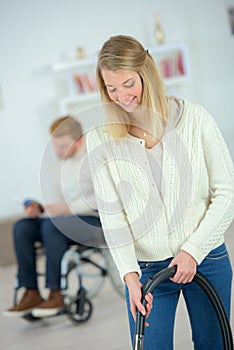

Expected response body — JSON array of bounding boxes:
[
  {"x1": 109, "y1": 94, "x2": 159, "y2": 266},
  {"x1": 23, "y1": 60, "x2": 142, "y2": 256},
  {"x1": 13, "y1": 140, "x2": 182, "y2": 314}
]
[{"x1": 134, "y1": 266, "x2": 233, "y2": 350}]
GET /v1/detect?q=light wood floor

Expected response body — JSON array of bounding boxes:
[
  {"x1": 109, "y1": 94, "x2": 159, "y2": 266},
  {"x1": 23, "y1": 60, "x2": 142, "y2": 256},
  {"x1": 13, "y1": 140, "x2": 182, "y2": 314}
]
[{"x1": 0, "y1": 222, "x2": 233, "y2": 350}]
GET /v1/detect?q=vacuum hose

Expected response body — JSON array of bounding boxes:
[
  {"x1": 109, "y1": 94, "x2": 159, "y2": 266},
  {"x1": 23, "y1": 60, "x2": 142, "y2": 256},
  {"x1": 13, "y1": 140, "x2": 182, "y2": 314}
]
[{"x1": 134, "y1": 266, "x2": 233, "y2": 350}]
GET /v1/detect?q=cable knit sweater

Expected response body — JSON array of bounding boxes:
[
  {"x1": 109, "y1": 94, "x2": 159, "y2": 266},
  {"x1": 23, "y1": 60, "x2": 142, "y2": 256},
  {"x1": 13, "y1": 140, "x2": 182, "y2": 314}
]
[{"x1": 86, "y1": 99, "x2": 234, "y2": 281}]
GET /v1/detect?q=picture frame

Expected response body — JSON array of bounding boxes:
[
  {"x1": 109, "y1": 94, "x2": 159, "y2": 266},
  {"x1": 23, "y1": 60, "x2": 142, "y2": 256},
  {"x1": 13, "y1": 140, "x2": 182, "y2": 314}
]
[{"x1": 224, "y1": 0, "x2": 234, "y2": 35}]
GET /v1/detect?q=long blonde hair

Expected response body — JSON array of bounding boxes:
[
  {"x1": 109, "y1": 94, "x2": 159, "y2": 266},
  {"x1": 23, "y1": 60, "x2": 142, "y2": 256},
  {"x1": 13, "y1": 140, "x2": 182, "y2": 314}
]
[{"x1": 96, "y1": 35, "x2": 168, "y2": 138}]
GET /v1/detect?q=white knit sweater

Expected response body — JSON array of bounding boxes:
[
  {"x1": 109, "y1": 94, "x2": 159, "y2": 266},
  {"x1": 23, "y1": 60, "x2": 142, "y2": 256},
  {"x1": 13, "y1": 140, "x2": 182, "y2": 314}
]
[{"x1": 87, "y1": 100, "x2": 234, "y2": 281}]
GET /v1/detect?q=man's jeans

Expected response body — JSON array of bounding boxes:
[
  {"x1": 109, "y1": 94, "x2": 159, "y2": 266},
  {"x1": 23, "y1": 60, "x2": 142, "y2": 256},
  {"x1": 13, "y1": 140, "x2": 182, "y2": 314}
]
[
  {"x1": 13, "y1": 215, "x2": 104, "y2": 290},
  {"x1": 125, "y1": 243, "x2": 233, "y2": 350}
]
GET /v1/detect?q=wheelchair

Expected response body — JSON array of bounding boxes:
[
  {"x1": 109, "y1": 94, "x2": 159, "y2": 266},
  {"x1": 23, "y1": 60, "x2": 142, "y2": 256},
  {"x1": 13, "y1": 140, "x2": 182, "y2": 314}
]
[{"x1": 13, "y1": 243, "x2": 125, "y2": 325}]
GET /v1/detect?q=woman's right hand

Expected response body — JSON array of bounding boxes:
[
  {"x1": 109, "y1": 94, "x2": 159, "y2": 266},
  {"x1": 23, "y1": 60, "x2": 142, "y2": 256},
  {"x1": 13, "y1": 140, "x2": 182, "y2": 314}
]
[{"x1": 124, "y1": 272, "x2": 153, "y2": 327}]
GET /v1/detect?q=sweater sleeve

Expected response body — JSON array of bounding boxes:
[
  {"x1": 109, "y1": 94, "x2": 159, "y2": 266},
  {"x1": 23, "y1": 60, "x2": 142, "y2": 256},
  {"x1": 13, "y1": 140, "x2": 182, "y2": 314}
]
[
  {"x1": 181, "y1": 108, "x2": 234, "y2": 264},
  {"x1": 86, "y1": 129, "x2": 141, "y2": 282}
]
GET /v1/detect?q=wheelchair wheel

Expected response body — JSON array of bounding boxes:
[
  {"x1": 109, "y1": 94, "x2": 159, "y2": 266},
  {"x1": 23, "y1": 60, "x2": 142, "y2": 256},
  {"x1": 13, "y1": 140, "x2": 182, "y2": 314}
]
[
  {"x1": 104, "y1": 249, "x2": 125, "y2": 298},
  {"x1": 77, "y1": 248, "x2": 107, "y2": 299},
  {"x1": 67, "y1": 295, "x2": 92, "y2": 324}
]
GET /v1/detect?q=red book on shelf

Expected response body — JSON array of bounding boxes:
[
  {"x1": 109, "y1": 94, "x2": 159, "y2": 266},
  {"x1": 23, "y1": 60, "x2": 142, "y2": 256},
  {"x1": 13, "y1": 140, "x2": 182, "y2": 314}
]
[
  {"x1": 73, "y1": 73, "x2": 85, "y2": 93},
  {"x1": 87, "y1": 73, "x2": 97, "y2": 92},
  {"x1": 81, "y1": 73, "x2": 94, "y2": 92},
  {"x1": 160, "y1": 58, "x2": 171, "y2": 78},
  {"x1": 177, "y1": 51, "x2": 185, "y2": 75}
]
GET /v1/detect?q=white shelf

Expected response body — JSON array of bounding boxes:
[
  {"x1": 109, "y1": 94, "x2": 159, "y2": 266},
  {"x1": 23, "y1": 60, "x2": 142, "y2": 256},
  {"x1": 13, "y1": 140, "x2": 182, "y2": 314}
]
[
  {"x1": 52, "y1": 42, "x2": 190, "y2": 114},
  {"x1": 60, "y1": 92, "x2": 100, "y2": 104},
  {"x1": 58, "y1": 93, "x2": 101, "y2": 114},
  {"x1": 52, "y1": 57, "x2": 97, "y2": 72},
  {"x1": 149, "y1": 42, "x2": 187, "y2": 53},
  {"x1": 164, "y1": 75, "x2": 189, "y2": 86}
]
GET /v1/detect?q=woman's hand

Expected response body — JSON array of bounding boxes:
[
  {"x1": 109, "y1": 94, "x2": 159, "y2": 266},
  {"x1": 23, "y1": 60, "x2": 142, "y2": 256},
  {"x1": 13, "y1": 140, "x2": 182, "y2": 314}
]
[
  {"x1": 168, "y1": 250, "x2": 197, "y2": 284},
  {"x1": 124, "y1": 272, "x2": 153, "y2": 327}
]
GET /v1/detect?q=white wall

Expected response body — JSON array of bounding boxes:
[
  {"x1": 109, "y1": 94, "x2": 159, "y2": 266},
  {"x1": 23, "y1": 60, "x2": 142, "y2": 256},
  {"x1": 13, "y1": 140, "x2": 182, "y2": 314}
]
[{"x1": 0, "y1": 0, "x2": 233, "y2": 218}]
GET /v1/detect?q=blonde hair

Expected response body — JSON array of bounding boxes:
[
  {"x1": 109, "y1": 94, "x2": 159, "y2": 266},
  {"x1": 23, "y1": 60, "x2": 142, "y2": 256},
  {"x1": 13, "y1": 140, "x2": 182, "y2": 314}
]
[
  {"x1": 96, "y1": 35, "x2": 168, "y2": 138},
  {"x1": 49, "y1": 115, "x2": 83, "y2": 140}
]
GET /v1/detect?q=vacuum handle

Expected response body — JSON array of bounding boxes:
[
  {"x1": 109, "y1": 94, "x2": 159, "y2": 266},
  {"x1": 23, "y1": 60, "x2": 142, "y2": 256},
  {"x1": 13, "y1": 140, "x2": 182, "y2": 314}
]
[
  {"x1": 134, "y1": 266, "x2": 177, "y2": 350},
  {"x1": 142, "y1": 266, "x2": 177, "y2": 301}
]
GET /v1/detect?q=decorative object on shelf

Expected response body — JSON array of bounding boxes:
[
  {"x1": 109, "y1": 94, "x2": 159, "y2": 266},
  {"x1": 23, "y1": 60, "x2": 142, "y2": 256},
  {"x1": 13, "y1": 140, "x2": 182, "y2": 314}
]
[
  {"x1": 154, "y1": 13, "x2": 165, "y2": 45},
  {"x1": 76, "y1": 47, "x2": 86, "y2": 59}
]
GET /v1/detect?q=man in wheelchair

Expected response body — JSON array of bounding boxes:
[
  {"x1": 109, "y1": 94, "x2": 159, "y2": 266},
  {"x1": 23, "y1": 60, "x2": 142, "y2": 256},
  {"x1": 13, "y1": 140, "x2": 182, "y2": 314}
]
[{"x1": 4, "y1": 116, "x2": 104, "y2": 319}]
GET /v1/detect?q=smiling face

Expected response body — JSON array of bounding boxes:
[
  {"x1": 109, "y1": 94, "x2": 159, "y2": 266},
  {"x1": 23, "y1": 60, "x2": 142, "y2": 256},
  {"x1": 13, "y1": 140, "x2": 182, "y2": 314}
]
[{"x1": 101, "y1": 69, "x2": 143, "y2": 113}]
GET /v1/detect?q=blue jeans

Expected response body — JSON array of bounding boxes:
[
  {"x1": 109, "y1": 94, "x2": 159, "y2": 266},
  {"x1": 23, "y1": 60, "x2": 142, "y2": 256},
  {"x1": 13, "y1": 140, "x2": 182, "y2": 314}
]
[
  {"x1": 13, "y1": 215, "x2": 103, "y2": 290},
  {"x1": 125, "y1": 243, "x2": 233, "y2": 350}
]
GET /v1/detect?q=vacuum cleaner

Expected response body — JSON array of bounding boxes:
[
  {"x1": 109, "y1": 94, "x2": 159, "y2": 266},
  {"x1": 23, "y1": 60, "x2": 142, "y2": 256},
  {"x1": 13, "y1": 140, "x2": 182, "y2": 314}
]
[{"x1": 134, "y1": 266, "x2": 233, "y2": 350}]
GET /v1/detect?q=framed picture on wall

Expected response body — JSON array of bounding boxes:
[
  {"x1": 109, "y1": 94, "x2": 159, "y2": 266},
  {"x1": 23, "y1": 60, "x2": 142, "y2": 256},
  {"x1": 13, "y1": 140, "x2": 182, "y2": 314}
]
[{"x1": 224, "y1": 0, "x2": 234, "y2": 35}]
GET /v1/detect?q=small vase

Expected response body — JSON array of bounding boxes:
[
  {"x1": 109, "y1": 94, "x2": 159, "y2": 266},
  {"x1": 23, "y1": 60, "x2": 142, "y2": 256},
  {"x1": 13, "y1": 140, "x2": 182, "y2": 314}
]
[{"x1": 154, "y1": 13, "x2": 165, "y2": 45}]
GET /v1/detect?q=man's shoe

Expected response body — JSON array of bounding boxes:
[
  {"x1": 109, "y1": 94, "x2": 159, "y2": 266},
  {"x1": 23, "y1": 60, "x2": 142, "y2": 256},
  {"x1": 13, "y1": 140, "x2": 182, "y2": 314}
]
[
  {"x1": 3, "y1": 289, "x2": 44, "y2": 317},
  {"x1": 32, "y1": 290, "x2": 64, "y2": 318}
]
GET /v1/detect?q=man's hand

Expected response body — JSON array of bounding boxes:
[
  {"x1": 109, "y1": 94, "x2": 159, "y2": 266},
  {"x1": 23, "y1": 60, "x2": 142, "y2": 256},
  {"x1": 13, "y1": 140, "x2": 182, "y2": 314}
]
[
  {"x1": 44, "y1": 202, "x2": 70, "y2": 216},
  {"x1": 124, "y1": 272, "x2": 153, "y2": 327},
  {"x1": 24, "y1": 202, "x2": 43, "y2": 218},
  {"x1": 168, "y1": 250, "x2": 197, "y2": 284}
]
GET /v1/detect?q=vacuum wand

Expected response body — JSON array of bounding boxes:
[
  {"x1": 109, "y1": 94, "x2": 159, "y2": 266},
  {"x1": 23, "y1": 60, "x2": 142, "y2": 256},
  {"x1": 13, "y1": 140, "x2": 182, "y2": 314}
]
[
  {"x1": 134, "y1": 266, "x2": 177, "y2": 350},
  {"x1": 133, "y1": 266, "x2": 233, "y2": 350}
]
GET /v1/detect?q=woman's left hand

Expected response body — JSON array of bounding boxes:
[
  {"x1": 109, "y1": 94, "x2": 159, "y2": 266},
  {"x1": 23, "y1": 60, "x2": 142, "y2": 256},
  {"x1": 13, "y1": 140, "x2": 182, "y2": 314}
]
[{"x1": 168, "y1": 250, "x2": 197, "y2": 284}]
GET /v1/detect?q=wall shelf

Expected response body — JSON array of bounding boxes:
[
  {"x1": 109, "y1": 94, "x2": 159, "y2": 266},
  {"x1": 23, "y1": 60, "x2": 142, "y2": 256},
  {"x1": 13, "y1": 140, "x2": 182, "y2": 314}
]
[{"x1": 52, "y1": 42, "x2": 190, "y2": 114}]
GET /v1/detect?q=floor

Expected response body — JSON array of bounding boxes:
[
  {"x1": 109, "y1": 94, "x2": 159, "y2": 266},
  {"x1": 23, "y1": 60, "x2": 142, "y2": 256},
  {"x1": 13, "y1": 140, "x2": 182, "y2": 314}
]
[{"x1": 0, "y1": 222, "x2": 233, "y2": 350}]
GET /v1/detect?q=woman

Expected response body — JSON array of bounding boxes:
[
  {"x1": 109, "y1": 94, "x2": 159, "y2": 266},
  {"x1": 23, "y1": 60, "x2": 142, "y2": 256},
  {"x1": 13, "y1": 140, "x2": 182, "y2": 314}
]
[{"x1": 87, "y1": 35, "x2": 233, "y2": 349}]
